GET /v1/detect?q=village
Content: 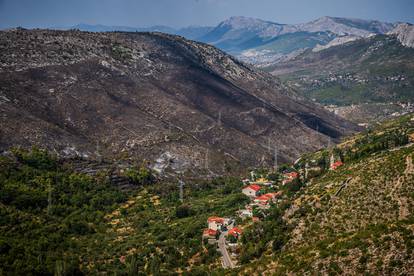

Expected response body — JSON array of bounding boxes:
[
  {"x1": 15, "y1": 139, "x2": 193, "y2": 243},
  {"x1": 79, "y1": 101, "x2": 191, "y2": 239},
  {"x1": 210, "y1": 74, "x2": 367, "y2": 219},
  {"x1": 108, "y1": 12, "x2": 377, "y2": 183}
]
[{"x1": 201, "y1": 157, "x2": 345, "y2": 268}]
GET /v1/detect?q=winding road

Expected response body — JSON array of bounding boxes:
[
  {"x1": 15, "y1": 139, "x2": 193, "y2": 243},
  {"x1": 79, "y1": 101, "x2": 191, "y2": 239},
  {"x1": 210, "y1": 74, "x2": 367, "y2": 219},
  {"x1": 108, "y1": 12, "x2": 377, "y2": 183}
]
[{"x1": 217, "y1": 223, "x2": 235, "y2": 269}]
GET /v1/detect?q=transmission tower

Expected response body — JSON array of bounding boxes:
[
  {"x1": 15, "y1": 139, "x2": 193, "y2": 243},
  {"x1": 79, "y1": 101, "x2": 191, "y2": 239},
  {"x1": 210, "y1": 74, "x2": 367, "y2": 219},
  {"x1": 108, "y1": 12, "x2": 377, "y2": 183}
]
[
  {"x1": 268, "y1": 137, "x2": 271, "y2": 153},
  {"x1": 47, "y1": 180, "x2": 52, "y2": 215},
  {"x1": 178, "y1": 179, "x2": 185, "y2": 203},
  {"x1": 273, "y1": 146, "x2": 278, "y2": 171},
  {"x1": 217, "y1": 110, "x2": 222, "y2": 127},
  {"x1": 96, "y1": 140, "x2": 102, "y2": 163},
  {"x1": 205, "y1": 149, "x2": 209, "y2": 170}
]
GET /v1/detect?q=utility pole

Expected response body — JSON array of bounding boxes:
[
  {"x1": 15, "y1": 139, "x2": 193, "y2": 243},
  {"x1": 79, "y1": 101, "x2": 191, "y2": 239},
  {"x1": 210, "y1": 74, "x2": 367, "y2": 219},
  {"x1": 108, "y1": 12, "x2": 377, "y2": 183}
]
[
  {"x1": 47, "y1": 180, "x2": 52, "y2": 215},
  {"x1": 48, "y1": 169, "x2": 55, "y2": 216},
  {"x1": 96, "y1": 140, "x2": 102, "y2": 163},
  {"x1": 178, "y1": 179, "x2": 185, "y2": 203},
  {"x1": 305, "y1": 162, "x2": 309, "y2": 181},
  {"x1": 218, "y1": 110, "x2": 222, "y2": 127},
  {"x1": 274, "y1": 146, "x2": 278, "y2": 171},
  {"x1": 205, "y1": 149, "x2": 209, "y2": 171},
  {"x1": 267, "y1": 137, "x2": 271, "y2": 153},
  {"x1": 330, "y1": 152, "x2": 335, "y2": 167}
]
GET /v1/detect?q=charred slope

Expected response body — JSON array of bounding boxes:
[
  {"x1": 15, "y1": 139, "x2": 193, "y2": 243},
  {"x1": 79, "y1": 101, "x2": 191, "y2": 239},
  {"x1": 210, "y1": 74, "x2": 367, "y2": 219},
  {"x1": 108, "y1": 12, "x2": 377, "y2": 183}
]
[{"x1": 0, "y1": 29, "x2": 358, "y2": 174}]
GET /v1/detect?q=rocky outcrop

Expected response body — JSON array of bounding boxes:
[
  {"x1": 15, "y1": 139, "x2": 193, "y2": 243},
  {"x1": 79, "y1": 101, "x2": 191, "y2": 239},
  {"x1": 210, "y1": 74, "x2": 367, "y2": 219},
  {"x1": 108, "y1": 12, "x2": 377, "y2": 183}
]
[
  {"x1": 389, "y1": 23, "x2": 414, "y2": 48},
  {"x1": 312, "y1": 35, "x2": 360, "y2": 52},
  {"x1": 297, "y1": 16, "x2": 394, "y2": 37}
]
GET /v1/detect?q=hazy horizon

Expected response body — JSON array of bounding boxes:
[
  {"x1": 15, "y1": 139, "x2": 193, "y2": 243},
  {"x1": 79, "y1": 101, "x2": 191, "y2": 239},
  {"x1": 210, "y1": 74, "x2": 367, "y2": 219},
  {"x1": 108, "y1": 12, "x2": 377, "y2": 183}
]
[{"x1": 0, "y1": 0, "x2": 413, "y2": 29}]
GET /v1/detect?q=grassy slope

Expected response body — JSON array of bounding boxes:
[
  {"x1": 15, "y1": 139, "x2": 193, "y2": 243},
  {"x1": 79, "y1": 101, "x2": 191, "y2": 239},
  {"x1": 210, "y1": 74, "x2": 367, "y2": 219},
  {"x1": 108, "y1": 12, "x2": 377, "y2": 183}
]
[{"x1": 240, "y1": 114, "x2": 414, "y2": 275}]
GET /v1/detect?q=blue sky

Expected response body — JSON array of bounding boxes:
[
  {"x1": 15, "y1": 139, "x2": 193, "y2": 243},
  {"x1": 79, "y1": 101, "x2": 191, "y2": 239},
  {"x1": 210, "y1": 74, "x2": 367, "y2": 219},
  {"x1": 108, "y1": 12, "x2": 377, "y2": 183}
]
[{"x1": 0, "y1": 0, "x2": 413, "y2": 29}]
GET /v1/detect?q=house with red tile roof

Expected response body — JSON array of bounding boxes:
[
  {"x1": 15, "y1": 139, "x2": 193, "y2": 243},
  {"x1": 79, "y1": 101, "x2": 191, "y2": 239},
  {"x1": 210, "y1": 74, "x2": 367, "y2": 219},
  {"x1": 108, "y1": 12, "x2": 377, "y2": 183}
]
[
  {"x1": 254, "y1": 194, "x2": 272, "y2": 205},
  {"x1": 207, "y1": 216, "x2": 225, "y2": 230},
  {"x1": 330, "y1": 161, "x2": 344, "y2": 170},
  {"x1": 228, "y1": 227, "x2": 242, "y2": 239},
  {"x1": 203, "y1": 228, "x2": 217, "y2": 238},
  {"x1": 242, "y1": 184, "x2": 261, "y2": 197},
  {"x1": 253, "y1": 192, "x2": 281, "y2": 205},
  {"x1": 203, "y1": 228, "x2": 218, "y2": 239},
  {"x1": 282, "y1": 171, "x2": 299, "y2": 185}
]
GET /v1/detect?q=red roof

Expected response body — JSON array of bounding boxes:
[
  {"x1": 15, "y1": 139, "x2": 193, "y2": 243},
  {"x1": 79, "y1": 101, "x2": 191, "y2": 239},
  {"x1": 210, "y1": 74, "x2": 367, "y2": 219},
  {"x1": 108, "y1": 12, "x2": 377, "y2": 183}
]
[
  {"x1": 228, "y1": 227, "x2": 242, "y2": 237},
  {"x1": 255, "y1": 195, "x2": 271, "y2": 202},
  {"x1": 203, "y1": 228, "x2": 217, "y2": 236},
  {"x1": 331, "y1": 161, "x2": 344, "y2": 169},
  {"x1": 270, "y1": 191, "x2": 282, "y2": 197},
  {"x1": 284, "y1": 172, "x2": 299, "y2": 178},
  {"x1": 243, "y1": 184, "x2": 261, "y2": 192},
  {"x1": 252, "y1": 216, "x2": 260, "y2": 222},
  {"x1": 263, "y1": 193, "x2": 277, "y2": 199},
  {"x1": 208, "y1": 216, "x2": 224, "y2": 224}
]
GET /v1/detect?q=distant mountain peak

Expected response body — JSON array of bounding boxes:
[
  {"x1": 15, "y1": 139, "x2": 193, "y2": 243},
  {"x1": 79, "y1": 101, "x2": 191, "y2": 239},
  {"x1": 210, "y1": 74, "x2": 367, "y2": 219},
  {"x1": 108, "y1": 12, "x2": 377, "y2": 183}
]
[
  {"x1": 218, "y1": 16, "x2": 283, "y2": 29},
  {"x1": 298, "y1": 16, "x2": 395, "y2": 37},
  {"x1": 389, "y1": 23, "x2": 414, "y2": 47}
]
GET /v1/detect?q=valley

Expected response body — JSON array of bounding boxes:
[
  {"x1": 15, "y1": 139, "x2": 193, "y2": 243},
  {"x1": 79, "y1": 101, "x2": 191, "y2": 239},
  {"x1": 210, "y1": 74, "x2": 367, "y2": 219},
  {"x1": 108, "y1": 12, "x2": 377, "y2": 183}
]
[
  {"x1": 1, "y1": 111, "x2": 412, "y2": 275},
  {"x1": 1, "y1": 7, "x2": 414, "y2": 275},
  {"x1": 61, "y1": 16, "x2": 414, "y2": 125},
  {"x1": 266, "y1": 33, "x2": 414, "y2": 124}
]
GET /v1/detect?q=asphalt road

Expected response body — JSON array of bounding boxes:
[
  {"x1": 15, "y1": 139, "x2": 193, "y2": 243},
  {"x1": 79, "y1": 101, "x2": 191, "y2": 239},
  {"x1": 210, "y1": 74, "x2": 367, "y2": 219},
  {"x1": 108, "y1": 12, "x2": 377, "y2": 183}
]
[{"x1": 218, "y1": 223, "x2": 235, "y2": 269}]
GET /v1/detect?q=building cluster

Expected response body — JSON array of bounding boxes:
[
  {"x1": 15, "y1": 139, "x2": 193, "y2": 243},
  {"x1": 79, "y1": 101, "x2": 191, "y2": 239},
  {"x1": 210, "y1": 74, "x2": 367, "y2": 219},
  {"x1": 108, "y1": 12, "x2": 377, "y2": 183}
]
[
  {"x1": 201, "y1": 152, "x2": 350, "y2": 267},
  {"x1": 202, "y1": 216, "x2": 240, "y2": 241}
]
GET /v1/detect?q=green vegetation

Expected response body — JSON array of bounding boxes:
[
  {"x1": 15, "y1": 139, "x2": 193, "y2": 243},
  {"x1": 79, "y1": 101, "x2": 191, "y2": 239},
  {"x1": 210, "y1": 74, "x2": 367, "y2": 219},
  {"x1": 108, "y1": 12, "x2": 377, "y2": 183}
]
[
  {"x1": 2, "y1": 114, "x2": 413, "y2": 275},
  {"x1": 123, "y1": 166, "x2": 154, "y2": 185},
  {"x1": 111, "y1": 43, "x2": 132, "y2": 61},
  {"x1": 240, "y1": 205, "x2": 290, "y2": 263},
  {"x1": 0, "y1": 148, "x2": 250, "y2": 274},
  {"x1": 0, "y1": 147, "x2": 127, "y2": 275},
  {"x1": 239, "y1": 114, "x2": 414, "y2": 275}
]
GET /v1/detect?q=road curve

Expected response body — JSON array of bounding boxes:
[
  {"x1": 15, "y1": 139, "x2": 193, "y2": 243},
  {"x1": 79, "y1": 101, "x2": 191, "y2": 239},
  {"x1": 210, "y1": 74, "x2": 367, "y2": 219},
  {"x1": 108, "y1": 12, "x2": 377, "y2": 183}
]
[{"x1": 218, "y1": 228, "x2": 235, "y2": 269}]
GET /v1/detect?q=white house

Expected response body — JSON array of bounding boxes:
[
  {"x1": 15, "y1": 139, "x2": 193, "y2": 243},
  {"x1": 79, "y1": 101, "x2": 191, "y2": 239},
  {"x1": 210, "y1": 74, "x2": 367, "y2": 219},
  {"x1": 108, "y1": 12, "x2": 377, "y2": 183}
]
[
  {"x1": 242, "y1": 184, "x2": 261, "y2": 197},
  {"x1": 207, "y1": 217, "x2": 225, "y2": 231},
  {"x1": 238, "y1": 208, "x2": 253, "y2": 218}
]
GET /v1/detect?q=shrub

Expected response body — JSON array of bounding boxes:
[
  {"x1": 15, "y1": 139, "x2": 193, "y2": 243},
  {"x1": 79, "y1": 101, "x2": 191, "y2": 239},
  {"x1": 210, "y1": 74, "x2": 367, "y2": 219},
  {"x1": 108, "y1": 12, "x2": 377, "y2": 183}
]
[{"x1": 175, "y1": 204, "x2": 193, "y2": 218}]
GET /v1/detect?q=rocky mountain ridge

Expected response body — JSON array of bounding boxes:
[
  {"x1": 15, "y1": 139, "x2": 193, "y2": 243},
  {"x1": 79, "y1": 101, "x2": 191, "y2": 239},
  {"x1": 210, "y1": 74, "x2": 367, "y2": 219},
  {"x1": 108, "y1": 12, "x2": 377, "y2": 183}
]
[
  {"x1": 43, "y1": 16, "x2": 408, "y2": 65},
  {"x1": 264, "y1": 34, "x2": 414, "y2": 124},
  {"x1": 0, "y1": 29, "x2": 358, "y2": 175},
  {"x1": 199, "y1": 16, "x2": 398, "y2": 65},
  {"x1": 389, "y1": 23, "x2": 414, "y2": 48}
]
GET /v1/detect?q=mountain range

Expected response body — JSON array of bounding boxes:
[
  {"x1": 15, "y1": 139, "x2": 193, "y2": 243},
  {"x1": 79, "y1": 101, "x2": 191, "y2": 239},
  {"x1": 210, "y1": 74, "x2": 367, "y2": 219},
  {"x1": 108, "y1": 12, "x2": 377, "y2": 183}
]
[
  {"x1": 1, "y1": 12, "x2": 414, "y2": 276},
  {"x1": 263, "y1": 32, "x2": 414, "y2": 124},
  {"x1": 56, "y1": 16, "x2": 413, "y2": 66},
  {"x1": 0, "y1": 29, "x2": 358, "y2": 175}
]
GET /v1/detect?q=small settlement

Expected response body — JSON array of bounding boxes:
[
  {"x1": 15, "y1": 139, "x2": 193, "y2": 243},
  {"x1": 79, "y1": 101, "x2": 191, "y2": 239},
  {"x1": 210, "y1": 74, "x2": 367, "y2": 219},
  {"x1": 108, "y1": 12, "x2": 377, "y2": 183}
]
[
  {"x1": 202, "y1": 155, "x2": 346, "y2": 268},
  {"x1": 201, "y1": 172, "x2": 297, "y2": 268}
]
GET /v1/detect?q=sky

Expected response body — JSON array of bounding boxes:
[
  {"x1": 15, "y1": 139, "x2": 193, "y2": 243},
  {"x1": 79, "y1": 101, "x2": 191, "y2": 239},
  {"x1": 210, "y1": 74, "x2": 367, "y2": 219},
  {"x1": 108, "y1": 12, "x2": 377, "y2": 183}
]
[{"x1": 0, "y1": 0, "x2": 413, "y2": 29}]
